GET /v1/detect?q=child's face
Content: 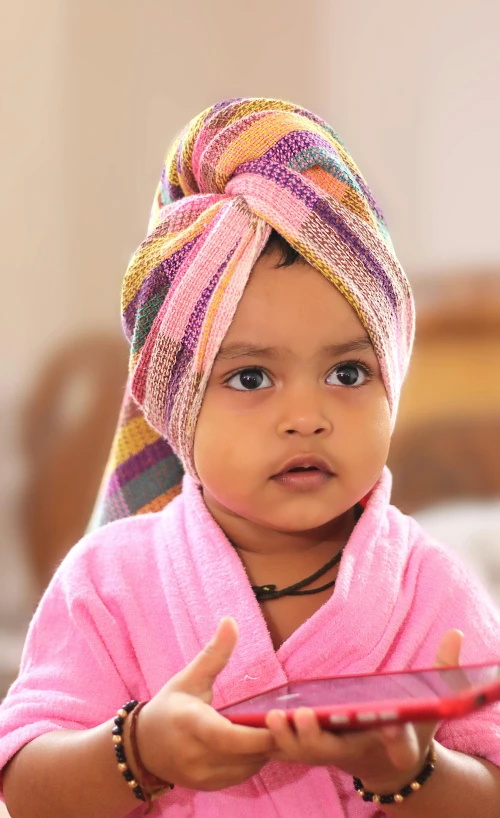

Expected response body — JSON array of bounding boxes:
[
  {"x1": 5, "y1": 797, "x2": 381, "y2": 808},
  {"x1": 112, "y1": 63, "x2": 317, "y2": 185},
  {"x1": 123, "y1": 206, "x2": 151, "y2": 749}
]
[{"x1": 194, "y1": 249, "x2": 391, "y2": 534}]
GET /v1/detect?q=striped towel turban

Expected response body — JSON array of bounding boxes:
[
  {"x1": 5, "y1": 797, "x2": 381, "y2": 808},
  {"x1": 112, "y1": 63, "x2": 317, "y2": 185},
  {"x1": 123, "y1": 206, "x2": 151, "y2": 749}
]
[{"x1": 93, "y1": 98, "x2": 414, "y2": 527}]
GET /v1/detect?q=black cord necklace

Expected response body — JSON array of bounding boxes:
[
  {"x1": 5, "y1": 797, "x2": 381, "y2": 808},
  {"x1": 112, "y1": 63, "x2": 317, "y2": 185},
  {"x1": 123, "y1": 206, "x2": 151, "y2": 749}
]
[
  {"x1": 251, "y1": 546, "x2": 345, "y2": 602},
  {"x1": 248, "y1": 502, "x2": 363, "y2": 602}
]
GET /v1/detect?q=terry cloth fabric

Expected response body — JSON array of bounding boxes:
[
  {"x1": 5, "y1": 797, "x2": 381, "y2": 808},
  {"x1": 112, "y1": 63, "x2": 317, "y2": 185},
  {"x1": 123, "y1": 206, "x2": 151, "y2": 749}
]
[
  {"x1": 93, "y1": 97, "x2": 414, "y2": 527},
  {"x1": 2, "y1": 469, "x2": 500, "y2": 816}
]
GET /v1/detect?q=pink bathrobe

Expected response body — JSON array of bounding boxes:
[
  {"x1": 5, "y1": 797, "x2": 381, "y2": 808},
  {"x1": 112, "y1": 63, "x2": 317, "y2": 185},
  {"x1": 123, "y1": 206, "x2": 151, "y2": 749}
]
[{"x1": 2, "y1": 469, "x2": 500, "y2": 816}]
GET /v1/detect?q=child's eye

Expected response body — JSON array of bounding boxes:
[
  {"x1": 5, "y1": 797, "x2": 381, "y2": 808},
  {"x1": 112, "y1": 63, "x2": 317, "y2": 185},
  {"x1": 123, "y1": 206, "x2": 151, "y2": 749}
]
[
  {"x1": 226, "y1": 368, "x2": 273, "y2": 391},
  {"x1": 326, "y1": 362, "x2": 370, "y2": 387}
]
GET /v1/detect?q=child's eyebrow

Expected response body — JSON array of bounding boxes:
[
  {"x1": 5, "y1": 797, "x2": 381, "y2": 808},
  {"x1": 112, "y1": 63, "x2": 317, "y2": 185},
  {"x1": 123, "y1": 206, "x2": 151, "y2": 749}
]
[{"x1": 216, "y1": 336, "x2": 373, "y2": 361}]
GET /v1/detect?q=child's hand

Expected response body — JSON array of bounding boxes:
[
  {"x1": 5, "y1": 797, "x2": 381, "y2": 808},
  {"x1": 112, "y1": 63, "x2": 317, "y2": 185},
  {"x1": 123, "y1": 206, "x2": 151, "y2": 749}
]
[
  {"x1": 134, "y1": 617, "x2": 275, "y2": 791},
  {"x1": 266, "y1": 629, "x2": 463, "y2": 793}
]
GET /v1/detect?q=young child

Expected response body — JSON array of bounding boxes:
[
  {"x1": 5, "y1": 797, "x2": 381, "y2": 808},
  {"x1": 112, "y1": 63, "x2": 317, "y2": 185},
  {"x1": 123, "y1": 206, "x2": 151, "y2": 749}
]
[{"x1": 2, "y1": 98, "x2": 500, "y2": 818}]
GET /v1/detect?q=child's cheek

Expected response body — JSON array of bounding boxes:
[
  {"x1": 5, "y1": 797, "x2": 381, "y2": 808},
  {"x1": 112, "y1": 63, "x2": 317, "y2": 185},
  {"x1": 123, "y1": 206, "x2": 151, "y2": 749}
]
[{"x1": 193, "y1": 392, "x2": 243, "y2": 487}]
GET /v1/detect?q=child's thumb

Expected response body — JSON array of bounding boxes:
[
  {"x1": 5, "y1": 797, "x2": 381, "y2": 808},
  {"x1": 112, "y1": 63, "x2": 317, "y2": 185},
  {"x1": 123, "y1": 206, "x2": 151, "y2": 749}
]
[
  {"x1": 434, "y1": 628, "x2": 463, "y2": 668},
  {"x1": 171, "y1": 617, "x2": 239, "y2": 699}
]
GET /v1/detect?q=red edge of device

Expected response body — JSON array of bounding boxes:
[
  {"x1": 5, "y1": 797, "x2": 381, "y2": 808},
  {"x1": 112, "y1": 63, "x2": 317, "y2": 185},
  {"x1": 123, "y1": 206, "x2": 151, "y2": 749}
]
[{"x1": 218, "y1": 661, "x2": 500, "y2": 731}]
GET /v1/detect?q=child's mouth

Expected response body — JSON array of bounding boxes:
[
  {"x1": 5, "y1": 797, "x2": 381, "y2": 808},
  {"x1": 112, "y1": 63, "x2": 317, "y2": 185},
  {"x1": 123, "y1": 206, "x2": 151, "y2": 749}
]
[{"x1": 271, "y1": 457, "x2": 334, "y2": 492}]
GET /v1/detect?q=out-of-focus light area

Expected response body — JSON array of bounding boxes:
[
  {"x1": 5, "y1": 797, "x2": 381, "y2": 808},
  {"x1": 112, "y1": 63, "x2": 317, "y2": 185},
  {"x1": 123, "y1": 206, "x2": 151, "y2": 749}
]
[{"x1": 0, "y1": 0, "x2": 499, "y2": 709}]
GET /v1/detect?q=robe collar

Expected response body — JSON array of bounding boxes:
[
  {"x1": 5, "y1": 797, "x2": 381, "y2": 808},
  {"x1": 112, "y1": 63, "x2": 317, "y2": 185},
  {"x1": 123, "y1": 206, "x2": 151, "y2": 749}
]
[{"x1": 161, "y1": 467, "x2": 406, "y2": 709}]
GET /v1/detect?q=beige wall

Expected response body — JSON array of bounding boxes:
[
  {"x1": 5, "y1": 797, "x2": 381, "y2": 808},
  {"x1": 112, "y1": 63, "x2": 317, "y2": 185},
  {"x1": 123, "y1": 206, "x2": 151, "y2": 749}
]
[
  {"x1": 321, "y1": 0, "x2": 500, "y2": 275},
  {"x1": 1, "y1": 1, "x2": 499, "y2": 631},
  {"x1": 2, "y1": 0, "x2": 69, "y2": 400}
]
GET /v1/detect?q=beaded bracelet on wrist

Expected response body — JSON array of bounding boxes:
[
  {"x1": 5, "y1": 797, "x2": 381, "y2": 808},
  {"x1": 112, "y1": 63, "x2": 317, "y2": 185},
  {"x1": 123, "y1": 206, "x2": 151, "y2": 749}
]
[
  {"x1": 353, "y1": 741, "x2": 437, "y2": 805},
  {"x1": 112, "y1": 700, "x2": 146, "y2": 804},
  {"x1": 129, "y1": 701, "x2": 174, "y2": 814}
]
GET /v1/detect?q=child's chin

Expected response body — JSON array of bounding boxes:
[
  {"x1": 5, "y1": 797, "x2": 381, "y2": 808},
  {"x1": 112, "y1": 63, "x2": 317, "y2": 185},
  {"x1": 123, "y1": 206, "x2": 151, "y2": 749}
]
[
  {"x1": 264, "y1": 508, "x2": 342, "y2": 533},
  {"x1": 267, "y1": 491, "x2": 345, "y2": 527}
]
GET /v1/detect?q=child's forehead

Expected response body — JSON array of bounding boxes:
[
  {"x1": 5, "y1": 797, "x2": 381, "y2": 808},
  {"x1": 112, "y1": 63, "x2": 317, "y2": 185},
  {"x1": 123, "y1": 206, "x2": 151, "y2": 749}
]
[{"x1": 224, "y1": 251, "x2": 370, "y2": 349}]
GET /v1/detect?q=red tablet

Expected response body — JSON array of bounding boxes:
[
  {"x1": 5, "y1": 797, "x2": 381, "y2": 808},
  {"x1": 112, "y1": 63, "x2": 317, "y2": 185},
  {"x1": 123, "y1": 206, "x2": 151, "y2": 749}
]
[{"x1": 219, "y1": 662, "x2": 500, "y2": 731}]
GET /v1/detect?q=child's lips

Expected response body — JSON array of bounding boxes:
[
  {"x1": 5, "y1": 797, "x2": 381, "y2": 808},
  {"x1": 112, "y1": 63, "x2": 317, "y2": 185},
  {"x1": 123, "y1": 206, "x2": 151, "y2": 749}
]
[
  {"x1": 271, "y1": 469, "x2": 333, "y2": 491},
  {"x1": 270, "y1": 455, "x2": 334, "y2": 492}
]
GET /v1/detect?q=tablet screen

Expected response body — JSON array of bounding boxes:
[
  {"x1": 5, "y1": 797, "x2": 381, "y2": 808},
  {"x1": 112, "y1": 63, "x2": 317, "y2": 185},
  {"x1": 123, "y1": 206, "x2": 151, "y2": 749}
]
[{"x1": 219, "y1": 663, "x2": 500, "y2": 716}]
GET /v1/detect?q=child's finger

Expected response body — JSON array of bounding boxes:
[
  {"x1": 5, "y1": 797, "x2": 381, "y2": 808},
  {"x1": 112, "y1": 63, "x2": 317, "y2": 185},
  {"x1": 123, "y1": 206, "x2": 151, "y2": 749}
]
[
  {"x1": 379, "y1": 722, "x2": 422, "y2": 771},
  {"x1": 434, "y1": 628, "x2": 463, "y2": 668},
  {"x1": 266, "y1": 709, "x2": 302, "y2": 758},
  {"x1": 196, "y1": 707, "x2": 276, "y2": 757},
  {"x1": 291, "y1": 707, "x2": 341, "y2": 760},
  {"x1": 170, "y1": 617, "x2": 239, "y2": 698},
  {"x1": 266, "y1": 708, "x2": 340, "y2": 763}
]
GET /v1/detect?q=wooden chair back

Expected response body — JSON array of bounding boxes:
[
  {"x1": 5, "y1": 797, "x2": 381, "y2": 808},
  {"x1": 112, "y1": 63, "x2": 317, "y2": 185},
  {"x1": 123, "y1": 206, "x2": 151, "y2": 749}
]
[
  {"x1": 21, "y1": 334, "x2": 128, "y2": 593},
  {"x1": 388, "y1": 270, "x2": 500, "y2": 512}
]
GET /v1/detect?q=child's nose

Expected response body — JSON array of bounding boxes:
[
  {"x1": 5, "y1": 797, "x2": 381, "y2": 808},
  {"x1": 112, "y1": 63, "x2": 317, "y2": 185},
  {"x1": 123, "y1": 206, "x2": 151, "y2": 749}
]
[{"x1": 276, "y1": 393, "x2": 333, "y2": 438}]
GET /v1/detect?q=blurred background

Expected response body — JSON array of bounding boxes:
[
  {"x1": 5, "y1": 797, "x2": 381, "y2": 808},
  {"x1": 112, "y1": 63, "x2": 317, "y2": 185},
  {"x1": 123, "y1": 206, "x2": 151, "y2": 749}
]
[{"x1": 1, "y1": 0, "x2": 500, "y2": 706}]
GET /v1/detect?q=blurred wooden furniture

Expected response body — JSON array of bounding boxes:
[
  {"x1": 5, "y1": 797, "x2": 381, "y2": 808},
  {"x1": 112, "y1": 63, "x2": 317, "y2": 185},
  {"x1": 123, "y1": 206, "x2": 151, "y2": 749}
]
[
  {"x1": 21, "y1": 334, "x2": 128, "y2": 594},
  {"x1": 388, "y1": 270, "x2": 500, "y2": 513}
]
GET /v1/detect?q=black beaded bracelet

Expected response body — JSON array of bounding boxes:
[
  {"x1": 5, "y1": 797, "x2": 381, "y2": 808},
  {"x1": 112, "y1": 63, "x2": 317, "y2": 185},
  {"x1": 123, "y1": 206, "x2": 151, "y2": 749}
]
[
  {"x1": 112, "y1": 700, "x2": 146, "y2": 804},
  {"x1": 353, "y1": 741, "x2": 437, "y2": 805}
]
